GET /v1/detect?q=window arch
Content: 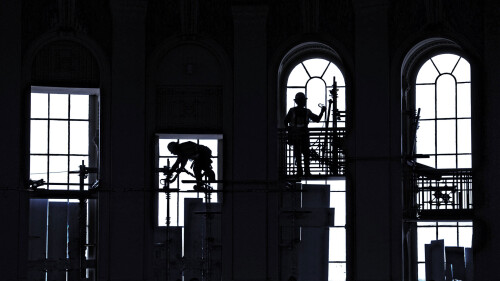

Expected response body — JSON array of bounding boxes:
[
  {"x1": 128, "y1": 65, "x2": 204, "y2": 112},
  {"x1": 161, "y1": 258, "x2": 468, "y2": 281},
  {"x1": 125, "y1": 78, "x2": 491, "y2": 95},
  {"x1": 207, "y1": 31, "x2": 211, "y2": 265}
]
[
  {"x1": 414, "y1": 53, "x2": 471, "y2": 169},
  {"x1": 285, "y1": 58, "x2": 346, "y2": 128}
]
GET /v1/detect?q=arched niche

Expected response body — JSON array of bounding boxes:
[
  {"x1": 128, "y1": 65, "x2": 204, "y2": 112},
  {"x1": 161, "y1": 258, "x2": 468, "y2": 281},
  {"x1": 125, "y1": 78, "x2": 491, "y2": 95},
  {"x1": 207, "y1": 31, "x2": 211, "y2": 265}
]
[
  {"x1": 31, "y1": 40, "x2": 100, "y2": 88},
  {"x1": 152, "y1": 42, "x2": 227, "y2": 132}
]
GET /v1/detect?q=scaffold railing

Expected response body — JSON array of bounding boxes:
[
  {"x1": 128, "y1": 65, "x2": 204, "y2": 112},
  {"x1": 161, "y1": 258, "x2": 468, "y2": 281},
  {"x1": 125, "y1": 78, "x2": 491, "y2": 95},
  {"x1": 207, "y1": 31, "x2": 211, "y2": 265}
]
[
  {"x1": 278, "y1": 128, "x2": 346, "y2": 178},
  {"x1": 409, "y1": 167, "x2": 473, "y2": 218}
]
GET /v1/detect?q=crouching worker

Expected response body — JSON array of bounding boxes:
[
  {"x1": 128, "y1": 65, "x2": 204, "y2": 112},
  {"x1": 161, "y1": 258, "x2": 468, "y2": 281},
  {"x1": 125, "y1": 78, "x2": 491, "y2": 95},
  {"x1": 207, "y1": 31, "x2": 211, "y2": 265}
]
[{"x1": 167, "y1": 141, "x2": 215, "y2": 191}]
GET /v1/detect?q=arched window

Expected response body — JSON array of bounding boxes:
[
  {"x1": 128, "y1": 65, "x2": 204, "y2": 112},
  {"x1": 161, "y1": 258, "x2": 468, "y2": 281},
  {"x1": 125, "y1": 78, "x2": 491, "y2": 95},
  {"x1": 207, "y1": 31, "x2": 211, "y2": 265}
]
[
  {"x1": 415, "y1": 54, "x2": 471, "y2": 169},
  {"x1": 402, "y1": 40, "x2": 474, "y2": 281},
  {"x1": 278, "y1": 43, "x2": 348, "y2": 281},
  {"x1": 286, "y1": 58, "x2": 346, "y2": 128},
  {"x1": 27, "y1": 40, "x2": 100, "y2": 280}
]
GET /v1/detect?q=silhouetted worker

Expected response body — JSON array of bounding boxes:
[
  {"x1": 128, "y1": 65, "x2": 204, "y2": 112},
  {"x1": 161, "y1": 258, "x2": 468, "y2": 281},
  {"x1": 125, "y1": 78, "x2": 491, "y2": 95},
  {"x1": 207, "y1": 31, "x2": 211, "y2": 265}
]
[
  {"x1": 167, "y1": 141, "x2": 215, "y2": 190},
  {"x1": 284, "y1": 92, "x2": 326, "y2": 176}
]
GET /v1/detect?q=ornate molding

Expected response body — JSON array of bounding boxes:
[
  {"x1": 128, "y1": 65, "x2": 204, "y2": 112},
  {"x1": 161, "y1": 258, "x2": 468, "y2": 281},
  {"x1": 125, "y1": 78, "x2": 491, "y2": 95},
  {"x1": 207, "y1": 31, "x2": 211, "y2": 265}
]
[{"x1": 156, "y1": 87, "x2": 223, "y2": 131}]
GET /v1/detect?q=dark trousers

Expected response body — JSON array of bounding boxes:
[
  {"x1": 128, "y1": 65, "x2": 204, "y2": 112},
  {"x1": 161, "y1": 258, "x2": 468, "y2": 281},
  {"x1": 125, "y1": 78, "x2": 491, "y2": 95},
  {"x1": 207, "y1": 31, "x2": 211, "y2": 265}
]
[{"x1": 293, "y1": 138, "x2": 311, "y2": 176}]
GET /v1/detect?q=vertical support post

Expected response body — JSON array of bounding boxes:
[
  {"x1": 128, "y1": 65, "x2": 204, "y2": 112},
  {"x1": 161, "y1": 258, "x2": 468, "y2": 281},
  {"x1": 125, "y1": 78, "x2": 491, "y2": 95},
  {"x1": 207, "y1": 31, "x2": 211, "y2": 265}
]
[
  {"x1": 0, "y1": 0, "x2": 23, "y2": 278},
  {"x1": 107, "y1": 0, "x2": 148, "y2": 279},
  {"x1": 79, "y1": 161, "x2": 87, "y2": 279},
  {"x1": 353, "y1": 0, "x2": 402, "y2": 280},
  {"x1": 231, "y1": 4, "x2": 269, "y2": 280},
  {"x1": 475, "y1": 1, "x2": 500, "y2": 279}
]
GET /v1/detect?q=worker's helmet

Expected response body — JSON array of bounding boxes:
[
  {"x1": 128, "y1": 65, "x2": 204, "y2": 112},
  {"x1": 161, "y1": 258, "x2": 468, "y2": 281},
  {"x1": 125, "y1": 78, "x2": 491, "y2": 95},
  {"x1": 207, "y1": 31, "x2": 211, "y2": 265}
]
[
  {"x1": 167, "y1": 142, "x2": 178, "y2": 154},
  {"x1": 294, "y1": 92, "x2": 307, "y2": 102}
]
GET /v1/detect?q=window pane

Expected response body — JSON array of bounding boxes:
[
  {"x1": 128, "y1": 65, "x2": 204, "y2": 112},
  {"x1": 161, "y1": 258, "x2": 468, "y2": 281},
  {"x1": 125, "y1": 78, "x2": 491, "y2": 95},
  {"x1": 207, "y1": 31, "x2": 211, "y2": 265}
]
[
  {"x1": 329, "y1": 227, "x2": 346, "y2": 261},
  {"x1": 48, "y1": 156, "x2": 68, "y2": 185},
  {"x1": 432, "y1": 54, "x2": 460, "y2": 74},
  {"x1": 302, "y1": 59, "x2": 330, "y2": 78},
  {"x1": 49, "y1": 120, "x2": 68, "y2": 154},
  {"x1": 330, "y1": 192, "x2": 345, "y2": 226},
  {"x1": 69, "y1": 156, "x2": 89, "y2": 186},
  {"x1": 438, "y1": 222, "x2": 457, "y2": 226},
  {"x1": 416, "y1": 60, "x2": 439, "y2": 84},
  {"x1": 323, "y1": 63, "x2": 345, "y2": 86},
  {"x1": 457, "y1": 119, "x2": 471, "y2": 154},
  {"x1": 287, "y1": 64, "x2": 309, "y2": 86},
  {"x1": 416, "y1": 120, "x2": 435, "y2": 155},
  {"x1": 30, "y1": 120, "x2": 48, "y2": 154},
  {"x1": 30, "y1": 155, "x2": 48, "y2": 183},
  {"x1": 328, "y1": 180, "x2": 345, "y2": 192},
  {"x1": 458, "y1": 227, "x2": 473, "y2": 248},
  {"x1": 159, "y1": 139, "x2": 175, "y2": 157},
  {"x1": 158, "y1": 192, "x2": 179, "y2": 226},
  {"x1": 70, "y1": 95, "x2": 89, "y2": 119},
  {"x1": 70, "y1": 121, "x2": 89, "y2": 155},
  {"x1": 417, "y1": 221, "x2": 437, "y2": 227},
  {"x1": 417, "y1": 155, "x2": 435, "y2": 168},
  {"x1": 437, "y1": 120, "x2": 456, "y2": 154},
  {"x1": 49, "y1": 94, "x2": 69, "y2": 119},
  {"x1": 457, "y1": 83, "x2": 471, "y2": 118},
  {"x1": 438, "y1": 226, "x2": 458, "y2": 247},
  {"x1": 437, "y1": 155, "x2": 456, "y2": 169},
  {"x1": 436, "y1": 74, "x2": 456, "y2": 119},
  {"x1": 199, "y1": 139, "x2": 218, "y2": 157},
  {"x1": 416, "y1": 85, "x2": 435, "y2": 119},
  {"x1": 307, "y1": 81, "x2": 327, "y2": 130},
  {"x1": 452, "y1": 58, "x2": 471, "y2": 83},
  {"x1": 31, "y1": 93, "x2": 48, "y2": 118},
  {"x1": 328, "y1": 263, "x2": 346, "y2": 281},
  {"x1": 458, "y1": 155, "x2": 472, "y2": 169},
  {"x1": 417, "y1": 226, "x2": 436, "y2": 262},
  {"x1": 418, "y1": 263, "x2": 426, "y2": 281}
]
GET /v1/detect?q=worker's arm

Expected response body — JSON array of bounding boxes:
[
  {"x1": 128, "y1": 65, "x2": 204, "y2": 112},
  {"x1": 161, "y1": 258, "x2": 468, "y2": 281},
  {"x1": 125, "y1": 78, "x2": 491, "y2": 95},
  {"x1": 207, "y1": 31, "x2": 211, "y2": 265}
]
[{"x1": 309, "y1": 106, "x2": 326, "y2": 122}]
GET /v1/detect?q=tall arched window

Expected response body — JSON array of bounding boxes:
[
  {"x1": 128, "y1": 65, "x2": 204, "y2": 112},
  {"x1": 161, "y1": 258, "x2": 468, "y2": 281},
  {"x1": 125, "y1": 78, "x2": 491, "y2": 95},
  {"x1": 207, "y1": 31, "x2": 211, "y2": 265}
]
[
  {"x1": 278, "y1": 43, "x2": 349, "y2": 281},
  {"x1": 403, "y1": 44, "x2": 474, "y2": 281}
]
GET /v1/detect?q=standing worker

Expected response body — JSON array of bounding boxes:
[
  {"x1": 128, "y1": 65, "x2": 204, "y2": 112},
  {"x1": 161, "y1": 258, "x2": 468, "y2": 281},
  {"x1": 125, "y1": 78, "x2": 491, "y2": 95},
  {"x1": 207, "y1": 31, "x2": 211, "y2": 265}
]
[{"x1": 284, "y1": 92, "x2": 326, "y2": 176}]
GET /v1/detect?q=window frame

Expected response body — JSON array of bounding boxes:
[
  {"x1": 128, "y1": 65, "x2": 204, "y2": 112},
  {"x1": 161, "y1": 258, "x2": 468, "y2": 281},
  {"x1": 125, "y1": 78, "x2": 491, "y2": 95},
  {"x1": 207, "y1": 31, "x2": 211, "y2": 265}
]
[
  {"x1": 411, "y1": 54, "x2": 472, "y2": 169},
  {"x1": 402, "y1": 41, "x2": 475, "y2": 281},
  {"x1": 27, "y1": 86, "x2": 100, "y2": 280},
  {"x1": 29, "y1": 86, "x2": 100, "y2": 190},
  {"x1": 278, "y1": 42, "x2": 351, "y2": 281},
  {"x1": 155, "y1": 133, "x2": 223, "y2": 228}
]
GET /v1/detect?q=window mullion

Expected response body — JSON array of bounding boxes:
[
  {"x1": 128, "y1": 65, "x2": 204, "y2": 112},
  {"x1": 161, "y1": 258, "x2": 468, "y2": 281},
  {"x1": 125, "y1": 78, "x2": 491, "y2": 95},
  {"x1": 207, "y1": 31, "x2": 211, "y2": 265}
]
[
  {"x1": 67, "y1": 94, "x2": 71, "y2": 190},
  {"x1": 47, "y1": 94, "x2": 51, "y2": 188}
]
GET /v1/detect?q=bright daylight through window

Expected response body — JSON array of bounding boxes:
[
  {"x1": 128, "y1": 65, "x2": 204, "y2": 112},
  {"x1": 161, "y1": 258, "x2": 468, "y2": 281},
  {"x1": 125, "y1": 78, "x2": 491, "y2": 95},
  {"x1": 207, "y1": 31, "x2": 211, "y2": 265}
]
[
  {"x1": 28, "y1": 86, "x2": 99, "y2": 281},
  {"x1": 413, "y1": 54, "x2": 473, "y2": 280},
  {"x1": 157, "y1": 135, "x2": 222, "y2": 227},
  {"x1": 287, "y1": 58, "x2": 347, "y2": 281}
]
